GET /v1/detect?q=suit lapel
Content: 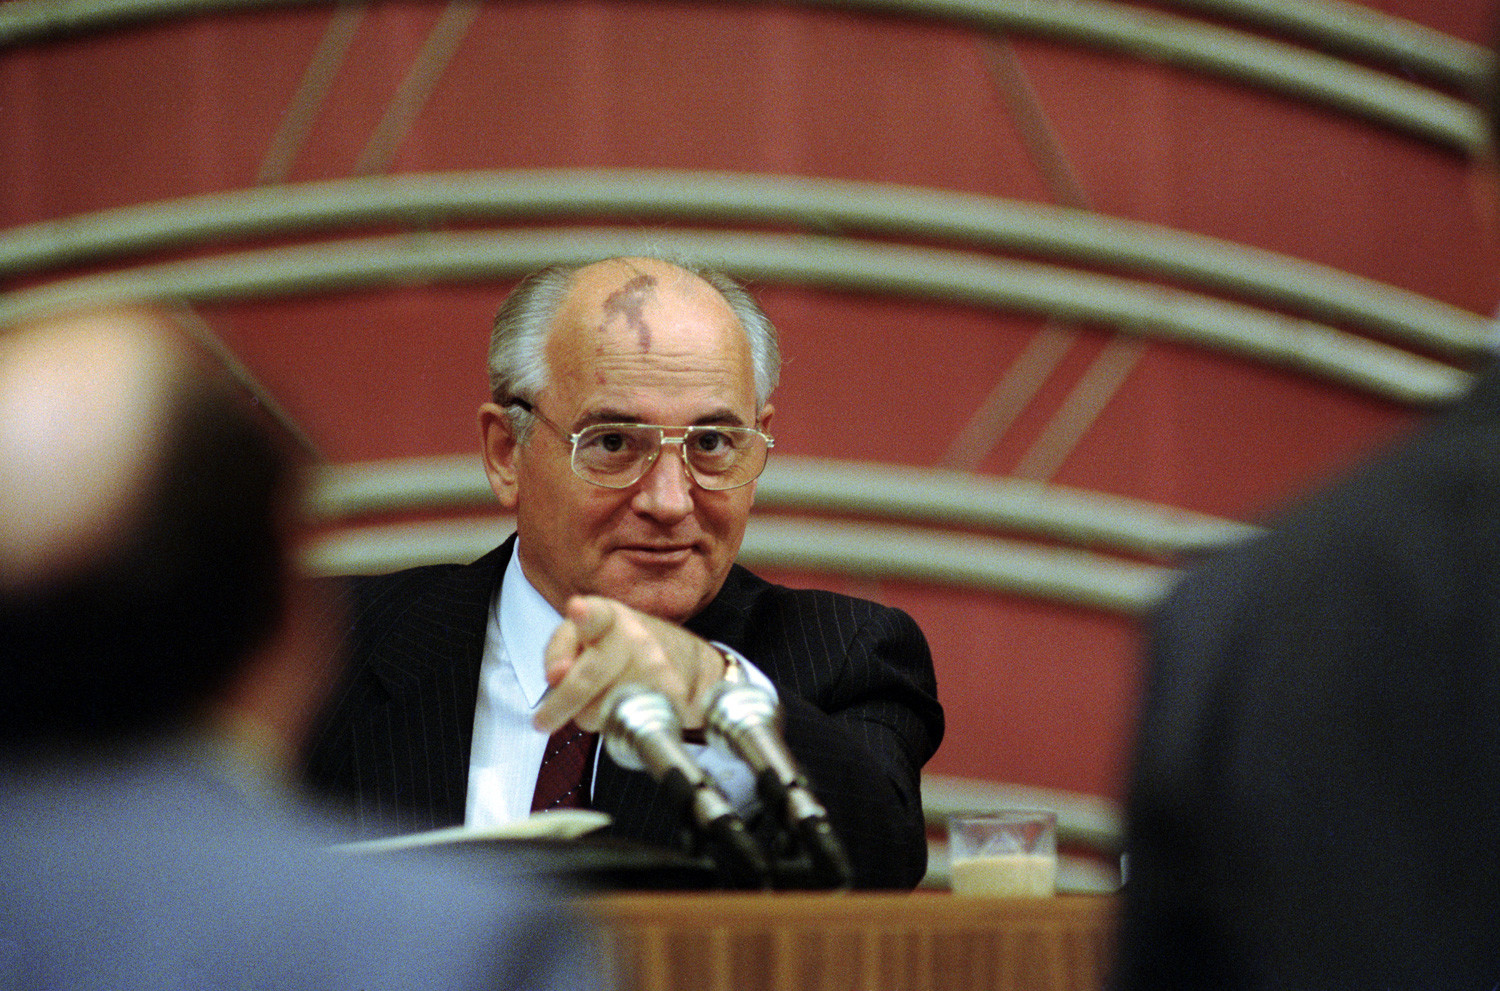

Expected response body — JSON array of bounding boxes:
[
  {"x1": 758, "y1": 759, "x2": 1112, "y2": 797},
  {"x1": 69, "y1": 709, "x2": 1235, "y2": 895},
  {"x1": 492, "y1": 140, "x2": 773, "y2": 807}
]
[
  {"x1": 685, "y1": 565, "x2": 761, "y2": 653},
  {"x1": 359, "y1": 540, "x2": 512, "y2": 828}
]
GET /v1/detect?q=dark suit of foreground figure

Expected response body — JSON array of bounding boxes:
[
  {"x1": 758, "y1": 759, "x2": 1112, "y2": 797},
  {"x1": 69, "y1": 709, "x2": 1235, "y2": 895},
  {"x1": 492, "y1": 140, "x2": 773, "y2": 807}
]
[
  {"x1": 303, "y1": 256, "x2": 942, "y2": 890},
  {"x1": 306, "y1": 536, "x2": 939, "y2": 889},
  {"x1": 1114, "y1": 364, "x2": 1500, "y2": 990}
]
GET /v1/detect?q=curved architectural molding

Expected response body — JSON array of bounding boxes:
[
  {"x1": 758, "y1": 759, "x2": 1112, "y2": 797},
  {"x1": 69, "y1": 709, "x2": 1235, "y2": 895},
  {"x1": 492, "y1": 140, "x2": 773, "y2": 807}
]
[
  {"x1": 300, "y1": 515, "x2": 1177, "y2": 615},
  {"x1": 302, "y1": 517, "x2": 519, "y2": 577},
  {"x1": 0, "y1": 227, "x2": 1473, "y2": 405},
  {"x1": 303, "y1": 453, "x2": 1224, "y2": 614},
  {"x1": 310, "y1": 454, "x2": 495, "y2": 519},
  {"x1": 2, "y1": 170, "x2": 1488, "y2": 359},
  {"x1": 761, "y1": 457, "x2": 1257, "y2": 557},
  {"x1": 0, "y1": 0, "x2": 1483, "y2": 151},
  {"x1": 1151, "y1": 0, "x2": 1486, "y2": 89},
  {"x1": 745, "y1": 517, "x2": 1174, "y2": 613},
  {"x1": 817, "y1": 0, "x2": 1484, "y2": 150},
  {"x1": 309, "y1": 453, "x2": 1260, "y2": 559}
]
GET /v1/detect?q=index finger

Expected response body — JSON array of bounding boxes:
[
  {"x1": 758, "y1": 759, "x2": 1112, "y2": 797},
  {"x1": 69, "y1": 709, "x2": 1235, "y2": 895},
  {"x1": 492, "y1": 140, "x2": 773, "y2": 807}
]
[
  {"x1": 566, "y1": 595, "x2": 618, "y2": 645},
  {"x1": 533, "y1": 599, "x2": 623, "y2": 733}
]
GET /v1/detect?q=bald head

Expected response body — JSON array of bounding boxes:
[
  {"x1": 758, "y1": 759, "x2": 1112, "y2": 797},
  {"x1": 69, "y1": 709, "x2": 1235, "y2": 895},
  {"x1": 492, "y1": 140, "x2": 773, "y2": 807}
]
[
  {"x1": 0, "y1": 305, "x2": 295, "y2": 746},
  {"x1": 0, "y1": 307, "x2": 188, "y2": 595},
  {"x1": 486, "y1": 255, "x2": 780, "y2": 419}
]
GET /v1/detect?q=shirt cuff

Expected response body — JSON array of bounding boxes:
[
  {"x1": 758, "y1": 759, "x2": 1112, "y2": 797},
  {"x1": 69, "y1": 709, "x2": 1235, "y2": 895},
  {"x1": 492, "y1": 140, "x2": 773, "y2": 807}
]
[{"x1": 686, "y1": 642, "x2": 776, "y2": 816}]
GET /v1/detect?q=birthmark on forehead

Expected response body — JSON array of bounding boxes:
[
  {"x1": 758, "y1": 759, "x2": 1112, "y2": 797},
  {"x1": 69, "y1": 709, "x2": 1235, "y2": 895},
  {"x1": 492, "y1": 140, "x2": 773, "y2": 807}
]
[{"x1": 601, "y1": 274, "x2": 657, "y2": 351}]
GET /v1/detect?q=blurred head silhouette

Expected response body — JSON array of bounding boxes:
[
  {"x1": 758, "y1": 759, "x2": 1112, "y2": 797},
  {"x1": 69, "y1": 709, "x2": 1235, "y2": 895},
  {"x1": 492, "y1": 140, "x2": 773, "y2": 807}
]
[{"x1": 0, "y1": 304, "x2": 305, "y2": 752}]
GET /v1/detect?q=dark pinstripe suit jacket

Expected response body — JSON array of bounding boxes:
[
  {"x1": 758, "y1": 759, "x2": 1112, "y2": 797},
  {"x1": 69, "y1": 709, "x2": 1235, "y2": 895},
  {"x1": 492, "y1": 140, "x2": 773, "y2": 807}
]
[{"x1": 301, "y1": 535, "x2": 944, "y2": 889}]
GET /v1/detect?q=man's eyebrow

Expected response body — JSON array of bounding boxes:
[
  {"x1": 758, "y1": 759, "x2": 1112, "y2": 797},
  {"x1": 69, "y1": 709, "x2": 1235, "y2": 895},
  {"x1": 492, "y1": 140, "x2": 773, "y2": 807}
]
[
  {"x1": 692, "y1": 409, "x2": 749, "y2": 427},
  {"x1": 577, "y1": 407, "x2": 748, "y2": 427},
  {"x1": 573, "y1": 408, "x2": 633, "y2": 425}
]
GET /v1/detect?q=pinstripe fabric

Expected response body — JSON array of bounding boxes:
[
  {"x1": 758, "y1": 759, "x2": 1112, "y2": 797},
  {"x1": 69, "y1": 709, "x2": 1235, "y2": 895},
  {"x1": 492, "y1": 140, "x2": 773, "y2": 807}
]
[
  {"x1": 302, "y1": 536, "x2": 943, "y2": 889},
  {"x1": 302, "y1": 550, "x2": 500, "y2": 835}
]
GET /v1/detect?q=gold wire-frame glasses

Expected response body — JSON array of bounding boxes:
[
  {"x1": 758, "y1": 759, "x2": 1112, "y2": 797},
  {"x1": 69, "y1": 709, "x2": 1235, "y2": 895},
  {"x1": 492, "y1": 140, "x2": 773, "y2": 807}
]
[{"x1": 508, "y1": 400, "x2": 773, "y2": 491}]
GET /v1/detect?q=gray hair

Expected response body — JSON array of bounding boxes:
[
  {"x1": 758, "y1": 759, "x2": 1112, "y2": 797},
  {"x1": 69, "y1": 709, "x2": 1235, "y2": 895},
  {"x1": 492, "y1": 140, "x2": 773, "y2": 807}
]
[{"x1": 487, "y1": 258, "x2": 781, "y2": 439}]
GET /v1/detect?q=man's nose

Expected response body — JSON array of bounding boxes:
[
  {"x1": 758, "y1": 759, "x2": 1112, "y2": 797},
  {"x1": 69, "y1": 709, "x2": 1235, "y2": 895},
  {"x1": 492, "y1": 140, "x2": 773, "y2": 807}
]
[{"x1": 632, "y1": 442, "x2": 695, "y2": 519}]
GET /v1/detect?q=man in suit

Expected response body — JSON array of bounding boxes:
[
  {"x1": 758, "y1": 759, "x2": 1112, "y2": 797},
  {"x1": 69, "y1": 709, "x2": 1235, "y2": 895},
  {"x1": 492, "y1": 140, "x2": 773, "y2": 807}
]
[
  {"x1": 1112, "y1": 30, "x2": 1500, "y2": 991},
  {"x1": 302, "y1": 256, "x2": 944, "y2": 889},
  {"x1": 0, "y1": 304, "x2": 601, "y2": 991}
]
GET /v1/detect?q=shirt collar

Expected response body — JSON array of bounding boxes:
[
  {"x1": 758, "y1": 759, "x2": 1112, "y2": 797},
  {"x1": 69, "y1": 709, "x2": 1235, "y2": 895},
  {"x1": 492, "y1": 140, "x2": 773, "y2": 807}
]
[{"x1": 497, "y1": 541, "x2": 563, "y2": 708}]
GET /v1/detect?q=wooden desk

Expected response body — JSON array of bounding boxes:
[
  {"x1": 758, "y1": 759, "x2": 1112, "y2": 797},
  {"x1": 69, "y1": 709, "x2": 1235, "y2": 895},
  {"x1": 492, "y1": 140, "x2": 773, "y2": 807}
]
[{"x1": 587, "y1": 892, "x2": 1115, "y2": 991}]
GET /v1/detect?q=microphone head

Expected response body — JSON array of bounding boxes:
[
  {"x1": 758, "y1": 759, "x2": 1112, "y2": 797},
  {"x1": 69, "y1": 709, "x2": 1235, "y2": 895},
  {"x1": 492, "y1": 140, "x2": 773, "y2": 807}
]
[
  {"x1": 705, "y1": 680, "x2": 781, "y2": 753},
  {"x1": 602, "y1": 683, "x2": 681, "y2": 772}
]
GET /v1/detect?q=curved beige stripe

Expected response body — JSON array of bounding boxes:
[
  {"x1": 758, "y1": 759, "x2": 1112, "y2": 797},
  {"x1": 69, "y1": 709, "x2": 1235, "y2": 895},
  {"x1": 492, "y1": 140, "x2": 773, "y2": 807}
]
[
  {"x1": 1151, "y1": 0, "x2": 1486, "y2": 89},
  {"x1": 746, "y1": 518, "x2": 1175, "y2": 613},
  {"x1": 0, "y1": 0, "x2": 1482, "y2": 150},
  {"x1": 817, "y1": 0, "x2": 1484, "y2": 150},
  {"x1": 307, "y1": 453, "x2": 1259, "y2": 558},
  {"x1": 0, "y1": 227, "x2": 1473, "y2": 405},
  {"x1": 3, "y1": 171, "x2": 1485, "y2": 357},
  {"x1": 298, "y1": 515, "x2": 1177, "y2": 615},
  {"x1": 764, "y1": 458, "x2": 1258, "y2": 557}
]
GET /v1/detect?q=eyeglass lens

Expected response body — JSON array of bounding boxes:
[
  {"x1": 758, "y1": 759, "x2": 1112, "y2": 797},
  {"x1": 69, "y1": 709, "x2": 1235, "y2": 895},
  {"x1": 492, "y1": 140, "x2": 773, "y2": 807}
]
[{"x1": 572, "y1": 424, "x2": 769, "y2": 490}]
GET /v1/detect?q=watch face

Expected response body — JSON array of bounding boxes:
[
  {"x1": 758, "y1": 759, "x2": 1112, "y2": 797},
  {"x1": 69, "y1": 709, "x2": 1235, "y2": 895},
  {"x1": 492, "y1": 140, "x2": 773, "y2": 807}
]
[{"x1": 718, "y1": 646, "x2": 745, "y2": 683}]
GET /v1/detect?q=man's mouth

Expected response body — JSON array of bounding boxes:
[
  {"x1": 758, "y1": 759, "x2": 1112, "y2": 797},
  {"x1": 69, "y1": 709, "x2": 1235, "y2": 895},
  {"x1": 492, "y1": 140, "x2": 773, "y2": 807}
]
[{"x1": 616, "y1": 544, "x2": 695, "y2": 565}]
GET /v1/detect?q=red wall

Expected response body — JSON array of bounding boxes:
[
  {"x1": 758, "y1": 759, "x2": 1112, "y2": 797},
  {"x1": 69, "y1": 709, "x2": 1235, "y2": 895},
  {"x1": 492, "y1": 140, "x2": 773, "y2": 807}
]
[{"x1": 4, "y1": 0, "x2": 1495, "y2": 801}]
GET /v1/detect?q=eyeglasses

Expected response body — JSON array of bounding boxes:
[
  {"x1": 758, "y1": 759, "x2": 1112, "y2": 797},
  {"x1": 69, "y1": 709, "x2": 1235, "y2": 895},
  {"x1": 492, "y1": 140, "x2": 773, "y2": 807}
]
[{"x1": 508, "y1": 400, "x2": 774, "y2": 491}]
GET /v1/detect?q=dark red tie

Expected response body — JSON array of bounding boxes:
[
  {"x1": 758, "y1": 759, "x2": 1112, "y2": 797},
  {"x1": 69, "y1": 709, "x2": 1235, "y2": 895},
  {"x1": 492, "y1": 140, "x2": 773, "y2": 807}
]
[{"x1": 530, "y1": 721, "x2": 598, "y2": 812}]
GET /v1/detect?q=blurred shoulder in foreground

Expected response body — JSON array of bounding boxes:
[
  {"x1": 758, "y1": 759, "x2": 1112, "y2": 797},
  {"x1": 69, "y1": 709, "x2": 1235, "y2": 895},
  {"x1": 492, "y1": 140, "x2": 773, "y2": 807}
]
[{"x1": 0, "y1": 303, "x2": 604, "y2": 991}]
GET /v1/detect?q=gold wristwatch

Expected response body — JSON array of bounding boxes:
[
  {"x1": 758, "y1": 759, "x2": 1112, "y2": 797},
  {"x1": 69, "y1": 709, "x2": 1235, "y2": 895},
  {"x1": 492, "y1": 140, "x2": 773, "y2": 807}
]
[{"x1": 714, "y1": 642, "x2": 746, "y2": 684}]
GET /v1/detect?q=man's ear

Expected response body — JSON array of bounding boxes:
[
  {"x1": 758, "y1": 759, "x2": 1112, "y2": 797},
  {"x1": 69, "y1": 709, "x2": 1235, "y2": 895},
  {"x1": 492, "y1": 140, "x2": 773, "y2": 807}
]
[
  {"x1": 745, "y1": 403, "x2": 776, "y2": 507},
  {"x1": 478, "y1": 401, "x2": 521, "y2": 510}
]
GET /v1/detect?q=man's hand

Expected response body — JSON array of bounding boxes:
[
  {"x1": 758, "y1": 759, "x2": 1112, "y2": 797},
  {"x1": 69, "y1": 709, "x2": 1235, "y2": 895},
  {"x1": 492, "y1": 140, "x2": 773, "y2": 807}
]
[{"x1": 533, "y1": 596, "x2": 729, "y2": 734}]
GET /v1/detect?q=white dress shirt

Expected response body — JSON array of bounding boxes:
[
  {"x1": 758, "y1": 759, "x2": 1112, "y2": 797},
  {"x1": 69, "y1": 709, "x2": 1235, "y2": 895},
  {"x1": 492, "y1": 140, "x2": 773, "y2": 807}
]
[{"x1": 465, "y1": 543, "x2": 763, "y2": 827}]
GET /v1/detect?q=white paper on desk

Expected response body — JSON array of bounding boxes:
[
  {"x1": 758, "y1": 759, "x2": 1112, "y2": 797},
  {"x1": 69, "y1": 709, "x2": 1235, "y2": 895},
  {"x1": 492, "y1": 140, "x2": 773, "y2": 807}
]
[{"x1": 330, "y1": 809, "x2": 612, "y2": 855}]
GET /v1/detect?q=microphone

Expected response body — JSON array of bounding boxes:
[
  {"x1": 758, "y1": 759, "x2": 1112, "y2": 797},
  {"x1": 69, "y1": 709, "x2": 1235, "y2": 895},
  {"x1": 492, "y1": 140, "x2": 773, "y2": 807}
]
[
  {"x1": 601, "y1": 683, "x2": 769, "y2": 888},
  {"x1": 705, "y1": 680, "x2": 854, "y2": 889}
]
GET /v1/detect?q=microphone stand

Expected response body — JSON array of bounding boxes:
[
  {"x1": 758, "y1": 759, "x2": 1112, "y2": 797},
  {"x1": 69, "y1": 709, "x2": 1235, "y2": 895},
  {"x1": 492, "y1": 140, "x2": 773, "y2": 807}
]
[
  {"x1": 705, "y1": 681, "x2": 854, "y2": 890},
  {"x1": 602, "y1": 685, "x2": 771, "y2": 890},
  {"x1": 750, "y1": 768, "x2": 855, "y2": 891},
  {"x1": 654, "y1": 765, "x2": 770, "y2": 891}
]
